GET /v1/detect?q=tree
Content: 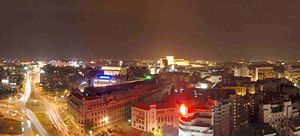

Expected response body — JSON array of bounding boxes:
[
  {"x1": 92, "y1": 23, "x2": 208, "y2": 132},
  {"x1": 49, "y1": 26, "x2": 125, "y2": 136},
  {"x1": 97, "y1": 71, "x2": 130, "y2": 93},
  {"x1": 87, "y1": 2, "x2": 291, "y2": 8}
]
[
  {"x1": 84, "y1": 121, "x2": 93, "y2": 133},
  {"x1": 152, "y1": 129, "x2": 163, "y2": 136}
]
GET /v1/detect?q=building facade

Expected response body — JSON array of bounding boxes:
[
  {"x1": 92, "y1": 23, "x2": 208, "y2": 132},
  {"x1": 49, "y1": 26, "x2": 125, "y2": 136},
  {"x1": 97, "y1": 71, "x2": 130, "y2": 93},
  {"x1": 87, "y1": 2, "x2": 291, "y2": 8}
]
[
  {"x1": 68, "y1": 80, "x2": 171, "y2": 130},
  {"x1": 259, "y1": 98, "x2": 299, "y2": 134},
  {"x1": 131, "y1": 103, "x2": 178, "y2": 133},
  {"x1": 178, "y1": 104, "x2": 214, "y2": 136}
]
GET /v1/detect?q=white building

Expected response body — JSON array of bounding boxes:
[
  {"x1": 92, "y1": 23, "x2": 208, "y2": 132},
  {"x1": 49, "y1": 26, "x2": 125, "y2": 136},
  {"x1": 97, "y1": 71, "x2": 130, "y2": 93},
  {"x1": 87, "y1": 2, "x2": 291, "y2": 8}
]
[
  {"x1": 284, "y1": 119, "x2": 300, "y2": 136},
  {"x1": 259, "y1": 99, "x2": 299, "y2": 134},
  {"x1": 234, "y1": 66, "x2": 250, "y2": 77},
  {"x1": 213, "y1": 101, "x2": 230, "y2": 136},
  {"x1": 178, "y1": 104, "x2": 214, "y2": 136}
]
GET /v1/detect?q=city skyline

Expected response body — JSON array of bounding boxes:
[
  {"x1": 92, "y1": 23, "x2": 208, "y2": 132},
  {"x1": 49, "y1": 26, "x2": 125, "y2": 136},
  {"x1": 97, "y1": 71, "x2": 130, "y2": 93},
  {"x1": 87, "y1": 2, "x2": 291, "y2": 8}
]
[
  {"x1": 2, "y1": 1, "x2": 300, "y2": 136},
  {"x1": 1, "y1": 0, "x2": 300, "y2": 60}
]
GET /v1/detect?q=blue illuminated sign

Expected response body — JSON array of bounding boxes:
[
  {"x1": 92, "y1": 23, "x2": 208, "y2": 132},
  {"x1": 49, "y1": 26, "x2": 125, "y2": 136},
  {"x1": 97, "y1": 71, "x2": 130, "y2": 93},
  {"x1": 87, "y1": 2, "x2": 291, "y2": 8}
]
[
  {"x1": 99, "y1": 76, "x2": 110, "y2": 79},
  {"x1": 97, "y1": 75, "x2": 111, "y2": 80}
]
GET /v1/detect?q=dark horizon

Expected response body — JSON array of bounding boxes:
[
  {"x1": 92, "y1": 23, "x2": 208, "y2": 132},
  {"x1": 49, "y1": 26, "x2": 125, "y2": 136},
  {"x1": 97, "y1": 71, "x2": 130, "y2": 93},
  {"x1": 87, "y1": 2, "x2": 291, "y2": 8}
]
[{"x1": 1, "y1": 0, "x2": 300, "y2": 60}]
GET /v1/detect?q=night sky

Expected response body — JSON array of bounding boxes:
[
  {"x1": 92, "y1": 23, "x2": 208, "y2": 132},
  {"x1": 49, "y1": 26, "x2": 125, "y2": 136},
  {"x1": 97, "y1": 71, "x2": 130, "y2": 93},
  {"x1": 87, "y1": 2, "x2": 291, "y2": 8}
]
[{"x1": 0, "y1": 0, "x2": 300, "y2": 60}]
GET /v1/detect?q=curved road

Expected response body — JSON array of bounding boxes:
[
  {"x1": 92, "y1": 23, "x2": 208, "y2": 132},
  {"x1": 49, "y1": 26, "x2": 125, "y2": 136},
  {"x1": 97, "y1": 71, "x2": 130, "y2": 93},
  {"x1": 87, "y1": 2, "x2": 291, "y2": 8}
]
[{"x1": 17, "y1": 76, "x2": 48, "y2": 136}]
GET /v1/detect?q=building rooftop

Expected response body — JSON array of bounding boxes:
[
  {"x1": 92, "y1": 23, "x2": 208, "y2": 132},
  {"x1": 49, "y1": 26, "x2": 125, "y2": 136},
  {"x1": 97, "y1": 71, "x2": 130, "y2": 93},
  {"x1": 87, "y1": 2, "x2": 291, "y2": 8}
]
[
  {"x1": 132, "y1": 102, "x2": 176, "y2": 110},
  {"x1": 132, "y1": 103, "x2": 150, "y2": 110},
  {"x1": 71, "y1": 80, "x2": 155, "y2": 100}
]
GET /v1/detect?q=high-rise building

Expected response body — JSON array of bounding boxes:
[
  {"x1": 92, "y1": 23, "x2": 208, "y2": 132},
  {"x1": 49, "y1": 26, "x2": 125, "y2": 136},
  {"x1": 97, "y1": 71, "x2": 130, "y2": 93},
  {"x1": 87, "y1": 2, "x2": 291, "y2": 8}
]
[
  {"x1": 178, "y1": 103, "x2": 214, "y2": 136},
  {"x1": 212, "y1": 100, "x2": 231, "y2": 136},
  {"x1": 178, "y1": 89, "x2": 235, "y2": 136}
]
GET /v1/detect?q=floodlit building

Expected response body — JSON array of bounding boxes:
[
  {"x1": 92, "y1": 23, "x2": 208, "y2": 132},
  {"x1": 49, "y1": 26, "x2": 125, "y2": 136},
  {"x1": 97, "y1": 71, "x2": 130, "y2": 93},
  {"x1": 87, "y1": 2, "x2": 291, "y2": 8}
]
[
  {"x1": 101, "y1": 66, "x2": 127, "y2": 76},
  {"x1": 68, "y1": 80, "x2": 171, "y2": 130},
  {"x1": 222, "y1": 86, "x2": 247, "y2": 96},
  {"x1": 234, "y1": 66, "x2": 250, "y2": 77},
  {"x1": 255, "y1": 67, "x2": 276, "y2": 81},
  {"x1": 131, "y1": 103, "x2": 178, "y2": 133},
  {"x1": 160, "y1": 56, "x2": 190, "y2": 68}
]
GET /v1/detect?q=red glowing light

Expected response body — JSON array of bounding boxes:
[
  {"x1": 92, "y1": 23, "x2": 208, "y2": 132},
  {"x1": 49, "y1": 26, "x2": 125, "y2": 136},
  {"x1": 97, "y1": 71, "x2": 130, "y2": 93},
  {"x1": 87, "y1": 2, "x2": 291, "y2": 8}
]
[{"x1": 180, "y1": 104, "x2": 188, "y2": 116}]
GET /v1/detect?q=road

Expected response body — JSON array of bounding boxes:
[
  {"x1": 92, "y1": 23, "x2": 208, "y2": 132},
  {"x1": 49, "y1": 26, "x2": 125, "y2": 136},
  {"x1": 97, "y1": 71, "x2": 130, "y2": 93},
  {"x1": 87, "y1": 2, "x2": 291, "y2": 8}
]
[
  {"x1": 16, "y1": 75, "x2": 48, "y2": 136},
  {"x1": 36, "y1": 88, "x2": 69, "y2": 136},
  {"x1": 30, "y1": 69, "x2": 70, "y2": 136}
]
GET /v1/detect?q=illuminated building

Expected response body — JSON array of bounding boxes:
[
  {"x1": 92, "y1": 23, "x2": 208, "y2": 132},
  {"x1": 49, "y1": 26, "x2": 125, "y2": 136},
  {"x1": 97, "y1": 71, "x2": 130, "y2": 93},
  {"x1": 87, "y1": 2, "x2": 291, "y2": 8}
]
[
  {"x1": 194, "y1": 89, "x2": 240, "y2": 136},
  {"x1": 222, "y1": 86, "x2": 247, "y2": 96},
  {"x1": 228, "y1": 94, "x2": 251, "y2": 133},
  {"x1": 194, "y1": 88, "x2": 251, "y2": 134},
  {"x1": 174, "y1": 59, "x2": 190, "y2": 66},
  {"x1": 178, "y1": 89, "x2": 235, "y2": 136},
  {"x1": 255, "y1": 67, "x2": 276, "y2": 81},
  {"x1": 234, "y1": 66, "x2": 250, "y2": 77},
  {"x1": 166, "y1": 56, "x2": 175, "y2": 65},
  {"x1": 178, "y1": 103, "x2": 214, "y2": 136},
  {"x1": 131, "y1": 103, "x2": 177, "y2": 133},
  {"x1": 160, "y1": 56, "x2": 190, "y2": 68},
  {"x1": 259, "y1": 94, "x2": 299, "y2": 135},
  {"x1": 68, "y1": 80, "x2": 171, "y2": 130},
  {"x1": 101, "y1": 66, "x2": 127, "y2": 76},
  {"x1": 284, "y1": 119, "x2": 300, "y2": 136}
]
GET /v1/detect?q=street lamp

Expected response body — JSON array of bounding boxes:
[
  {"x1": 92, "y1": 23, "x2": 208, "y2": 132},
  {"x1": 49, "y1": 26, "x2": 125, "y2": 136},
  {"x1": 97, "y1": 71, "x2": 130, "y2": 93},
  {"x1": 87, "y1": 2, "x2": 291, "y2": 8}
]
[
  {"x1": 104, "y1": 117, "x2": 109, "y2": 123},
  {"x1": 27, "y1": 120, "x2": 31, "y2": 127},
  {"x1": 89, "y1": 130, "x2": 93, "y2": 135},
  {"x1": 33, "y1": 100, "x2": 37, "y2": 106}
]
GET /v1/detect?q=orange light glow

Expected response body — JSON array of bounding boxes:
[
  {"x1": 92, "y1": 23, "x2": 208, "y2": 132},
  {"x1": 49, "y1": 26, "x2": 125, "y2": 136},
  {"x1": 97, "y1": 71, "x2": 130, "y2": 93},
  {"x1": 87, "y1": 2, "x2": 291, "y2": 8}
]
[{"x1": 180, "y1": 104, "x2": 188, "y2": 116}]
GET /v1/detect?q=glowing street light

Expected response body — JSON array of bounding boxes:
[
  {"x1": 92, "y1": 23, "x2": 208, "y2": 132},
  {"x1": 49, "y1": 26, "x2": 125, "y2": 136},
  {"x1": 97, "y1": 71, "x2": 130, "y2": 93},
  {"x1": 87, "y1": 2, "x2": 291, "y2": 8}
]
[
  {"x1": 27, "y1": 120, "x2": 31, "y2": 127},
  {"x1": 104, "y1": 117, "x2": 109, "y2": 123},
  {"x1": 33, "y1": 100, "x2": 37, "y2": 106}
]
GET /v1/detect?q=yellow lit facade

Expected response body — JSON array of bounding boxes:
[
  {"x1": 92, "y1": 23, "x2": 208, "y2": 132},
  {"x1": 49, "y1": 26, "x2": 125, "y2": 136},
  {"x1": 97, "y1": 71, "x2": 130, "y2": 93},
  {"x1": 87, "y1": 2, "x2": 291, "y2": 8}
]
[
  {"x1": 164, "y1": 56, "x2": 190, "y2": 66},
  {"x1": 222, "y1": 87, "x2": 247, "y2": 96}
]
